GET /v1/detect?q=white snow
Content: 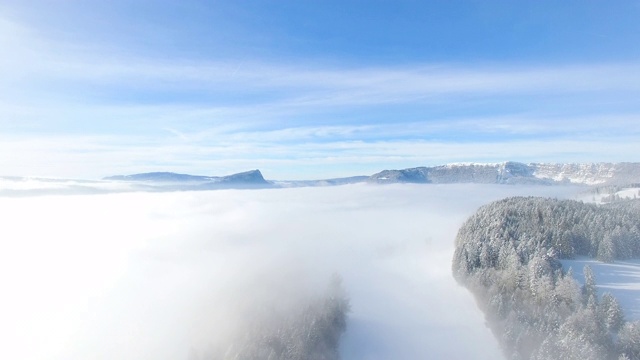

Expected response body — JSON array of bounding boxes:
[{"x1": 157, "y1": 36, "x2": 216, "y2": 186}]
[
  {"x1": 532, "y1": 163, "x2": 616, "y2": 185},
  {"x1": 443, "y1": 162, "x2": 502, "y2": 169},
  {"x1": 614, "y1": 187, "x2": 640, "y2": 200},
  {"x1": 576, "y1": 187, "x2": 640, "y2": 204},
  {"x1": 561, "y1": 258, "x2": 640, "y2": 321}
]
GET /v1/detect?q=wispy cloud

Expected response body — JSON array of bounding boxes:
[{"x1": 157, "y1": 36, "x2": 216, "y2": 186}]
[
  {"x1": 1, "y1": 12, "x2": 640, "y2": 178},
  {"x1": 3, "y1": 13, "x2": 640, "y2": 107}
]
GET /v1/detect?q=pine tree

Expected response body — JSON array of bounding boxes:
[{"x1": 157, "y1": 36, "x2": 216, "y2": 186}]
[
  {"x1": 600, "y1": 292, "x2": 624, "y2": 332},
  {"x1": 582, "y1": 265, "x2": 597, "y2": 301},
  {"x1": 617, "y1": 321, "x2": 640, "y2": 359},
  {"x1": 452, "y1": 196, "x2": 640, "y2": 360},
  {"x1": 597, "y1": 234, "x2": 615, "y2": 263}
]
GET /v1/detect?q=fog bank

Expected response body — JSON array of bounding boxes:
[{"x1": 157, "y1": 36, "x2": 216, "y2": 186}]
[{"x1": 0, "y1": 184, "x2": 579, "y2": 359}]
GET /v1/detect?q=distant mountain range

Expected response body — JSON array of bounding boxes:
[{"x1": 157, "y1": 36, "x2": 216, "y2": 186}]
[
  {"x1": 367, "y1": 162, "x2": 640, "y2": 186},
  {"x1": 104, "y1": 162, "x2": 640, "y2": 189},
  {"x1": 104, "y1": 169, "x2": 271, "y2": 189},
  {"x1": 2, "y1": 162, "x2": 639, "y2": 196}
]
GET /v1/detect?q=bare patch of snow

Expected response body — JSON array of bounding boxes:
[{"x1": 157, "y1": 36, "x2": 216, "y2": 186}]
[
  {"x1": 532, "y1": 163, "x2": 616, "y2": 185},
  {"x1": 561, "y1": 258, "x2": 640, "y2": 321}
]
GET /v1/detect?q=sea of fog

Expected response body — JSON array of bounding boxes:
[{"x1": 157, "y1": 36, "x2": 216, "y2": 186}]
[{"x1": 0, "y1": 183, "x2": 581, "y2": 360}]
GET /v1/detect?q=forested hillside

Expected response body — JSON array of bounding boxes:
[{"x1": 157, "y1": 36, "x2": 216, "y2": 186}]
[{"x1": 453, "y1": 197, "x2": 640, "y2": 360}]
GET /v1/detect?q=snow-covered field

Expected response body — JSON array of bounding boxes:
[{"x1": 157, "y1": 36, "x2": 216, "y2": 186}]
[
  {"x1": 612, "y1": 187, "x2": 640, "y2": 201},
  {"x1": 561, "y1": 258, "x2": 640, "y2": 321},
  {"x1": 577, "y1": 186, "x2": 640, "y2": 204},
  {"x1": 0, "y1": 183, "x2": 581, "y2": 360},
  {"x1": 564, "y1": 188, "x2": 640, "y2": 323}
]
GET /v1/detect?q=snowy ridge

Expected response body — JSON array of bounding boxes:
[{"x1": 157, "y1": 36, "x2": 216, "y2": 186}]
[
  {"x1": 442, "y1": 162, "x2": 504, "y2": 169},
  {"x1": 370, "y1": 162, "x2": 640, "y2": 186},
  {"x1": 531, "y1": 163, "x2": 618, "y2": 185},
  {"x1": 2, "y1": 162, "x2": 640, "y2": 196}
]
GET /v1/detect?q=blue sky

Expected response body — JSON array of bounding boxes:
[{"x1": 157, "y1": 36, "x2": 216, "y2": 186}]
[{"x1": 1, "y1": 1, "x2": 640, "y2": 179}]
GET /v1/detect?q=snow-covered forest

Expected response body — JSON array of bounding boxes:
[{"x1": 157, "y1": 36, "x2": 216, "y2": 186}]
[
  {"x1": 192, "y1": 276, "x2": 349, "y2": 360},
  {"x1": 453, "y1": 197, "x2": 640, "y2": 359}
]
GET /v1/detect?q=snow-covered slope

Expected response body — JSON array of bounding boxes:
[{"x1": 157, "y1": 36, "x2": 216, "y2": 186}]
[
  {"x1": 531, "y1": 163, "x2": 616, "y2": 185},
  {"x1": 562, "y1": 258, "x2": 640, "y2": 321},
  {"x1": 369, "y1": 162, "x2": 640, "y2": 186}
]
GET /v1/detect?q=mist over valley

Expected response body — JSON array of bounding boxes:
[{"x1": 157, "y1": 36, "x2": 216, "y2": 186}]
[
  {"x1": 3, "y1": 1, "x2": 640, "y2": 358},
  {"x1": 0, "y1": 183, "x2": 581, "y2": 359}
]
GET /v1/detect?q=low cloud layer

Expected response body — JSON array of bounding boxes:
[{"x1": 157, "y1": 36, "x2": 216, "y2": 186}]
[{"x1": 0, "y1": 184, "x2": 580, "y2": 359}]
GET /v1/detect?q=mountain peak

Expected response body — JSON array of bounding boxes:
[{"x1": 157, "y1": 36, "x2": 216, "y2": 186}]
[{"x1": 220, "y1": 169, "x2": 266, "y2": 183}]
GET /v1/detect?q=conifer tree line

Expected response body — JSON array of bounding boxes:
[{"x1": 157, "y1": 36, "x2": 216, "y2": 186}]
[
  {"x1": 453, "y1": 197, "x2": 640, "y2": 360},
  {"x1": 191, "y1": 276, "x2": 350, "y2": 360}
]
